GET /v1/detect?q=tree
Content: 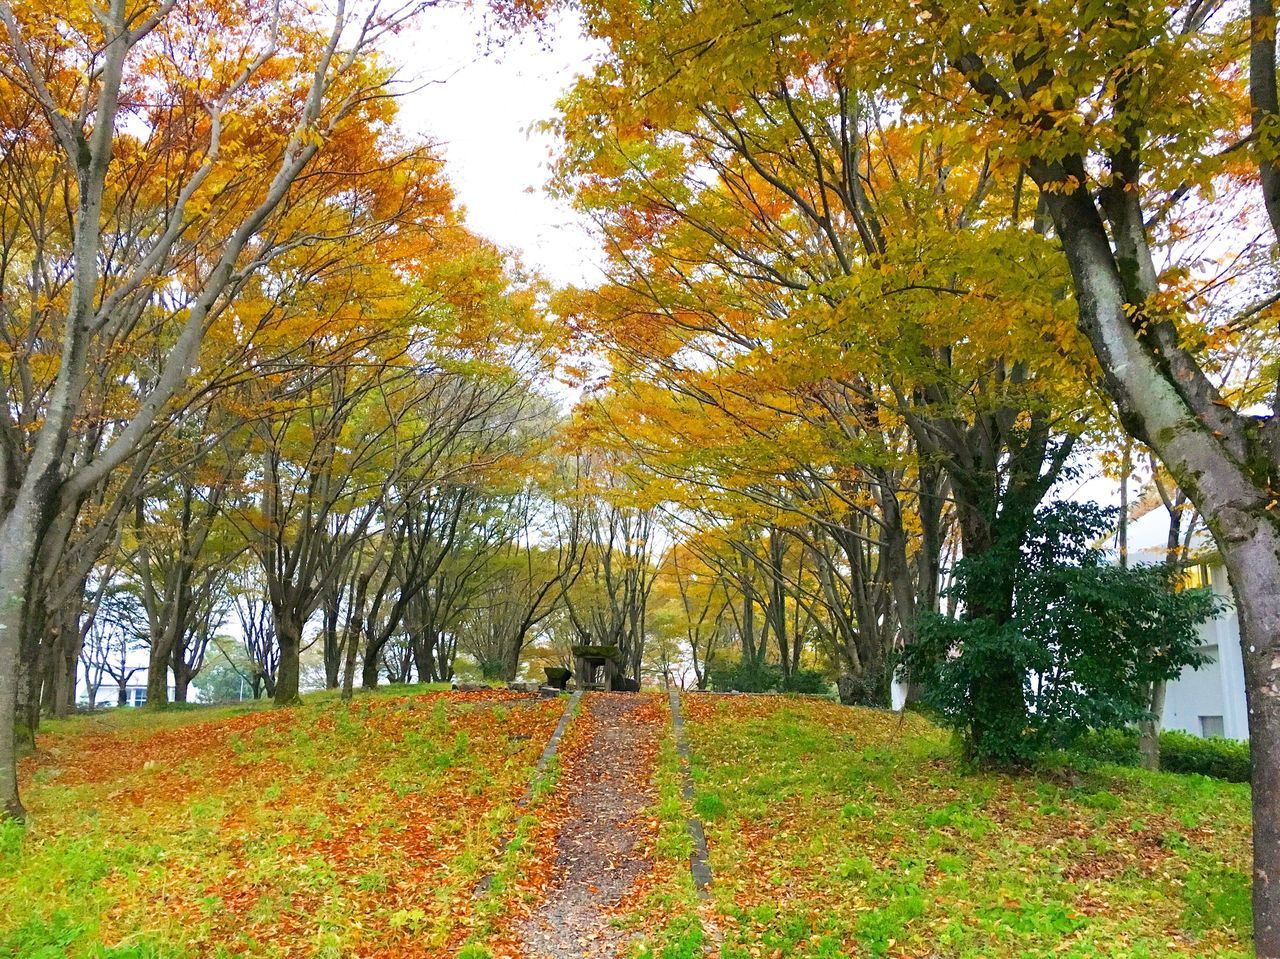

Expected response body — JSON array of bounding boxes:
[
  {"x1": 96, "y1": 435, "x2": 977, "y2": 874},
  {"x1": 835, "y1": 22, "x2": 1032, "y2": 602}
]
[
  {"x1": 193, "y1": 638, "x2": 256, "y2": 704},
  {"x1": 80, "y1": 584, "x2": 147, "y2": 707},
  {"x1": 551, "y1": 4, "x2": 1101, "y2": 708},
  {"x1": 538, "y1": 1, "x2": 1280, "y2": 945},
  {"x1": 457, "y1": 473, "x2": 586, "y2": 681},
  {"x1": 854, "y1": 4, "x2": 1280, "y2": 944},
  {"x1": 651, "y1": 539, "x2": 732, "y2": 689},
  {"x1": 124, "y1": 409, "x2": 245, "y2": 706},
  {"x1": 904, "y1": 503, "x2": 1225, "y2": 764},
  {"x1": 560, "y1": 456, "x2": 661, "y2": 682},
  {"x1": 0, "y1": 0, "x2": 423, "y2": 819}
]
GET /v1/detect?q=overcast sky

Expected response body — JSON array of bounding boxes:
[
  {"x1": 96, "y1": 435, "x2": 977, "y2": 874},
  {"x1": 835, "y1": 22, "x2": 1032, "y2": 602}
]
[{"x1": 389, "y1": 6, "x2": 604, "y2": 288}]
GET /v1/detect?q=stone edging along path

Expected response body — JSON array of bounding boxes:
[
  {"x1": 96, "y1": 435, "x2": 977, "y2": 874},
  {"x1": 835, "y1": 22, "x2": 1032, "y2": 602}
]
[
  {"x1": 515, "y1": 693, "x2": 664, "y2": 958},
  {"x1": 473, "y1": 688, "x2": 714, "y2": 923},
  {"x1": 668, "y1": 689, "x2": 713, "y2": 898},
  {"x1": 474, "y1": 689, "x2": 583, "y2": 897},
  {"x1": 526, "y1": 689, "x2": 583, "y2": 803}
]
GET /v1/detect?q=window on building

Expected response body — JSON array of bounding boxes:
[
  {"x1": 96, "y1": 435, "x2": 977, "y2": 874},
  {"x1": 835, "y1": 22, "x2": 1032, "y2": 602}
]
[
  {"x1": 130, "y1": 688, "x2": 147, "y2": 708},
  {"x1": 1200, "y1": 715, "x2": 1225, "y2": 738},
  {"x1": 1179, "y1": 563, "x2": 1213, "y2": 590}
]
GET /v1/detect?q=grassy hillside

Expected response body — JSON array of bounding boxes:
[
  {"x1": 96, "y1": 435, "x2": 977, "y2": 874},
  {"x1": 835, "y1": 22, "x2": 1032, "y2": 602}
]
[
  {"x1": 677, "y1": 696, "x2": 1253, "y2": 959},
  {"x1": 1, "y1": 692, "x2": 1255, "y2": 959},
  {"x1": 3, "y1": 688, "x2": 566, "y2": 958}
]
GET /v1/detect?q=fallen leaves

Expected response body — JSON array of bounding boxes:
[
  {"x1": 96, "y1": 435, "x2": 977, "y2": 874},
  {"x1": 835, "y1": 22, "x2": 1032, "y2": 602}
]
[
  {"x1": 7, "y1": 690, "x2": 568, "y2": 959},
  {"x1": 679, "y1": 694, "x2": 1253, "y2": 959}
]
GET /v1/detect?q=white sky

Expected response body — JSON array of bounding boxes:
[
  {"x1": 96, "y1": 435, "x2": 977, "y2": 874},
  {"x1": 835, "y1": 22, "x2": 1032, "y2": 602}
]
[{"x1": 388, "y1": 5, "x2": 605, "y2": 287}]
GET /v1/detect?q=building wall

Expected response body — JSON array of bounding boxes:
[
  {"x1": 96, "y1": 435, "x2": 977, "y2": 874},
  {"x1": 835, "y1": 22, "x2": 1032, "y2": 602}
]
[
  {"x1": 80, "y1": 683, "x2": 174, "y2": 709},
  {"x1": 1160, "y1": 564, "x2": 1250, "y2": 741}
]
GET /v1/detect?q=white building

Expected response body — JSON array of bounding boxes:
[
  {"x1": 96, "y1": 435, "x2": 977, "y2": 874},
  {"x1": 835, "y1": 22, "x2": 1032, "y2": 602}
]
[
  {"x1": 1123, "y1": 506, "x2": 1249, "y2": 741},
  {"x1": 81, "y1": 684, "x2": 153, "y2": 708}
]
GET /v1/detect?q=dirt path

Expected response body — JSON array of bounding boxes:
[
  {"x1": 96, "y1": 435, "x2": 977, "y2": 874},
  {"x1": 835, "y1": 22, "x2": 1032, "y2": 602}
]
[{"x1": 516, "y1": 692, "x2": 662, "y2": 959}]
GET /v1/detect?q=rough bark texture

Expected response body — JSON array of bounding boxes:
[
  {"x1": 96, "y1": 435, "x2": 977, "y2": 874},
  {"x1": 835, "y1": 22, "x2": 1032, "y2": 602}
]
[
  {"x1": 1137, "y1": 681, "x2": 1166, "y2": 772},
  {"x1": 1222, "y1": 525, "x2": 1280, "y2": 957},
  {"x1": 1032, "y1": 176, "x2": 1280, "y2": 959},
  {"x1": 274, "y1": 618, "x2": 303, "y2": 706},
  {"x1": 0, "y1": 514, "x2": 35, "y2": 818}
]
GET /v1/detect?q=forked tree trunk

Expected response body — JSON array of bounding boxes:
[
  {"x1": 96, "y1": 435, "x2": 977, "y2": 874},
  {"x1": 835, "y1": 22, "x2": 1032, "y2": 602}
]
[
  {"x1": 0, "y1": 543, "x2": 32, "y2": 819},
  {"x1": 146, "y1": 631, "x2": 174, "y2": 708},
  {"x1": 343, "y1": 617, "x2": 363, "y2": 701},
  {"x1": 172, "y1": 663, "x2": 191, "y2": 704},
  {"x1": 54, "y1": 602, "x2": 82, "y2": 718},
  {"x1": 360, "y1": 644, "x2": 381, "y2": 690},
  {"x1": 1035, "y1": 172, "x2": 1280, "y2": 959},
  {"x1": 341, "y1": 637, "x2": 361, "y2": 702}
]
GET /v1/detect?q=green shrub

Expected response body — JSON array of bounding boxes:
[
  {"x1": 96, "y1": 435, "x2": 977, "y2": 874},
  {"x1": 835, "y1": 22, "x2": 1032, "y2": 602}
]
[
  {"x1": 1072, "y1": 727, "x2": 1250, "y2": 782},
  {"x1": 782, "y1": 668, "x2": 830, "y2": 694},
  {"x1": 1073, "y1": 727, "x2": 1141, "y2": 766},
  {"x1": 902, "y1": 502, "x2": 1225, "y2": 766},
  {"x1": 708, "y1": 661, "x2": 783, "y2": 693},
  {"x1": 708, "y1": 661, "x2": 830, "y2": 694},
  {"x1": 1159, "y1": 730, "x2": 1251, "y2": 782}
]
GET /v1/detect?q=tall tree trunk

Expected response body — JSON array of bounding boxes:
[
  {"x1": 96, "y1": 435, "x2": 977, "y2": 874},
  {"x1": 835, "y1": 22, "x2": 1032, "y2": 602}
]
[
  {"x1": 411, "y1": 626, "x2": 434, "y2": 682},
  {"x1": 54, "y1": 598, "x2": 82, "y2": 718},
  {"x1": 504, "y1": 649, "x2": 520, "y2": 683},
  {"x1": 172, "y1": 656, "x2": 191, "y2": 703},
  {"x1": 360, "y1": 644, "x2": 381, "y2": 690},
  {"x1": 1036, "y1": 168, "x2": 1280, "y2": 958},
  {"x1": 1138, "y1": 680, "x2": 1167, "y2": 772},
  {"x1": 146, "y1": 628, "x2": 175, "y2": 708},
  {"x1": 322, "y1": 592, "x2": 342, "y2": 690},
  {"x1": 1138, "y1": 470, "x2": 1185, "y2": 770},
  {"x1": 341, "y1": 619, "x2": 362, "y2": 701},
  {"x1": 954, "y1": 502, "x2": 1028, "y2": 760},
  {"x1": 16, "y1": 587, "x2": 48, "y2": 749},
  {"x1": 436, "y1": 634, "x2": 455, "y2": 683},
  {"x1": 0, "y1": 491, "x2": 49, "y2": 819},
  {"x1": 1221, "y1": 530, "x2": 1280, "y2": 956},
  {"x1": 274, "y1": 617, "x2": 303, "y2": 706}
]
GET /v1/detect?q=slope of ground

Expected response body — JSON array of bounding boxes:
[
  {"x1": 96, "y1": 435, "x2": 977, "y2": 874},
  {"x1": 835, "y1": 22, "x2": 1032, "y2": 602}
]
[
  {"x1": 1, "y1": 691, "x2": 1257, "y2": 959},
  {"x1": 2, "y1": 687, "x2": 568, "y2": 959},
  {"x1": 680, "y1": 695, "x2": 1254, "y2": 959}
]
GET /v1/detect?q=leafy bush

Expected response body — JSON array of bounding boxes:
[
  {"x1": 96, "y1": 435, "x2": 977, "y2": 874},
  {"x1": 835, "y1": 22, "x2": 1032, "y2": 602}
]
[
  {"x1": 1073, "y1": 727, "x2": 1141, "y2": 766},
  {"x1": 708, "y1": 661, "x2": 830, "y2": 694},
  {"x1": 782, "y1": 669, "x2": 830, "y2": 694},
  {"x1": 1071, "y1": 727, "x2": 1251, "y2": 782},
  {"x1": 709, "y1": 660, "x2": 783, "y2": 693},
  {"x1": 902, "y1": 502, "x2": 1226, "y2": 766},
  {"x1": 1159, "y1": 731, "x2": 1251, "y2": 782}
]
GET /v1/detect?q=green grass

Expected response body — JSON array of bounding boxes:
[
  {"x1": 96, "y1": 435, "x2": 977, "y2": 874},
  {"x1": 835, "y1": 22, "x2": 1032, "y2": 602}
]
[
  {"x1": 3, "y1": 686, "x2": 560, "y2": 958},
  {"x1": 681, "y1": 695, "x2": 1253, "y2": 959},
  {"x1": 4, "y1": 689, "x2": 1257, "y2": 959}
]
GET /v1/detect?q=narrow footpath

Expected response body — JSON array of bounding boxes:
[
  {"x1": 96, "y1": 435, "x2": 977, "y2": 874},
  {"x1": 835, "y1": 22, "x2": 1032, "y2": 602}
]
[{"x1": 516, "y1": 693, "x2": 663, "y2": 959}]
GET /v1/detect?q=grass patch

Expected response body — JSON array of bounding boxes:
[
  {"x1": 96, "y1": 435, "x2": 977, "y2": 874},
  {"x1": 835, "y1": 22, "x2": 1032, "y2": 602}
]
[
  {"x1": 682, "y1": 695, "x2": 1253, "y2": 958},
  {"x1": 4, "y1": 686, "x2": 563, "y2": 958}
]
